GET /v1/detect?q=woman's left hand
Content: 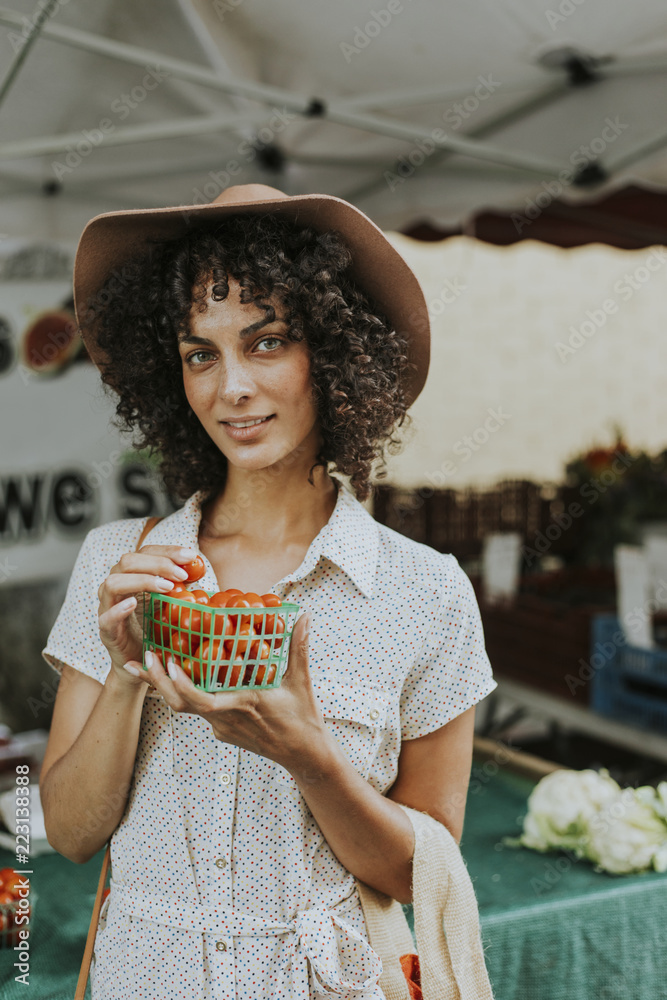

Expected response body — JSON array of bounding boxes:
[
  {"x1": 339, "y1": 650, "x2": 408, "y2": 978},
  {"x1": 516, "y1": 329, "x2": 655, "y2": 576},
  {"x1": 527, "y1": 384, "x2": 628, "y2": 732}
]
[{"x1": 142, "y1": 612, "x2": 326, "y2": 770}]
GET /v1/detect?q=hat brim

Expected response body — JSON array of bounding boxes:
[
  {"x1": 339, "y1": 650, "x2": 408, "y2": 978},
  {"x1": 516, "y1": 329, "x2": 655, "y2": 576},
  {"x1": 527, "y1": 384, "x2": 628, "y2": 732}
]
[{"x1": 73, "y1": 191, "x2": 430, "y2": 407}]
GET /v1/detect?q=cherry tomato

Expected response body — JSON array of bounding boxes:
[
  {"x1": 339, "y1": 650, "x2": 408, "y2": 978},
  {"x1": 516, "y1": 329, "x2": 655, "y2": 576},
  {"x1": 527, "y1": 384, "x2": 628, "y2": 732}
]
[
  {"x1": 218, "y1": 657, "x2": 244, "y2": 688},
  {"x1": 226, "y1": 595, "x2": 251, "y2": 626},
  {"x1": 180, "y1": 655, "x2": 201, "y2": 685},
  {"x1": 0, "y1": 872, "x2": 25, "y2": 897},
  {"x1": 198, "y1": 638, "x2": 234, "y2": 686},
  {"x1": 199, "y1": 638, "x2": 230, "y2": 665},
  {"x1": 262, "y1": 614, "x2": 285, "y2": 649},
  {"x1": 169, "y1": 590, "x2": 196, "y2": 626},
  {"x1": 206, "y1": 592, "x2": 237, "y2": 635},
  {"x1": 242, "y1": 593, "x2": 265, "y2": 627},
  {"x1": 225, "y1": 623, "x2": 253, "y2": 655},
  {"x1": 246, "y1": 662, "x2": 277, "y2": 686},
  {"x1": 0, "y1": 868, "x2": 14, "y2": 889},
  {"x1": 182, "y1": 555, "x2": 206, "y2": 583},
  {"x1": 249, "y1": 637, "x2": 271, "y2": 661},
  {"x1": 150, "y1": 649, "x2": 167, "y2": 672},
  {"x1": 260, "y1": 593, "x2": 281, "y2": 608},
  {"x1": 183, "y1": 605, "x2": 203, "y2": 635},
  {"x1": 189, "y1": 590, "x2": 210, "y2": 605},
  {"x1": 151, "y1": 604, "x2": 171, "y2": 648},
  {"x1": 170, "y1": 629, "x2": 195, "y2": 658},
  {"x1": 0, "y1": 890, "x2": 12, "y2": 905},
  {"x1": 208, "y1": 591, "x2": 230, "y2": 608}
]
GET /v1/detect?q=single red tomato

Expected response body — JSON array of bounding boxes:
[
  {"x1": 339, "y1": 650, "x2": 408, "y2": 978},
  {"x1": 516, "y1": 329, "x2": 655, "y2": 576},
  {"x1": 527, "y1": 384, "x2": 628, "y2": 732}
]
[
  {"x1": 182, "y1": 555, "x2": 206, "y2": 583},
  {"x1": 262, "y1": 614, "x2": 285, "y2": 649},
  {"x1": 204, "y1": 609, "x2": 233, "y2": 638},
  {"x1": 150, "y1": 649, "x2": 166, "y2": 672},
  {"x1": 198, "y1": 639, "x2": 233, "y2": 686},
  {"x1": 0, "y1": 890, "x2": 13, "y2": 904},
  {"x1": 260, "y1": 593, "x2": 281, "y2": 608},
  {"x1": 170, "y1": 629, "x2": 195, "y2": 658},
  {"x1": 181, "y1": 655, "x2": 201, "y2": 685},
  {"x1": 243, "y1": 593, "x2": 265, "y2": 626},
  {"x1": 246, "y1": 662, "x2": 277, "y2": 686},
  {"x1": 1, "y1": 873, "x2": 25, "y2": 897},
  {"x1": 169, "y1": 590, "x2": 196, "y2": 626},
  {"x1": 206, "y1": 592, "x2": 236, "y2": 633},
  {"x1": 219, "y1": 656, "x2": 244, "y2": 688},
  {"x1": 227, "y1": 623, "x2": 253, "y2": 654},
  {"x1": 226, "y1": 595, "x2": 251, "y2": 626},
  {"x1": 182, "y1": 605, "x2": 203, "y2": 635},
  {"x1": 0, "y1": 867, "x2": 16, "y2": 889},
  {"x1": 199, "y1": 638, "x2": 229, "y2": 664},
  {"x1": 151, "y1": 604, "x2": 171, "y2": 648},
  {"x1": 208, "y1": 591, "x2": 236, "y2": 608},
  {"x1": 249, "y1": 637, "x2": 271, "y2": 661},
  {"x1": 189, "y1": 590, "x2": 210, "y2": 605}
]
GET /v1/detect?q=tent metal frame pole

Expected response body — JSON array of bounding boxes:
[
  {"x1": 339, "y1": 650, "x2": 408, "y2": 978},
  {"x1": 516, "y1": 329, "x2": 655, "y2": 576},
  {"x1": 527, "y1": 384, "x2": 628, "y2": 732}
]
[
  {"x1": 339, "y1": 79, "x2": 539, "y2": 110},
  {"x1": 336, "y1": 80, "x2": 574, "y2": 206},
  {"x1": 0, "y1": 5, "x2": 563, "y2": 179},
  {"x1": 0, "y1": 110, "x2": 270, "y2": 161},
  {"x1": 605, "y1": 127, "x2": 667, "y2": 175},
  {"x1": 0, "y1": 0, "x2": 59, "y2": 108}
]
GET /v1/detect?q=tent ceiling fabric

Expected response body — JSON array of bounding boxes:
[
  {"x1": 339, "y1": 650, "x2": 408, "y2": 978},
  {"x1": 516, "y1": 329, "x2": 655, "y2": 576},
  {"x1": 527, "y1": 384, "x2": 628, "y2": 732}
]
[{"x1": 2, "y1": 0, "x2": 667, "y2": 239}]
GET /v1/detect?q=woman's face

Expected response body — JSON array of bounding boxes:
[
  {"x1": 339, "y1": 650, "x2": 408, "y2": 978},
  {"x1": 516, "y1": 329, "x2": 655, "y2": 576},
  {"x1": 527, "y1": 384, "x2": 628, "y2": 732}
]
[{"x1": 178, "y1": 275, "x2": 320, "y2": 473}]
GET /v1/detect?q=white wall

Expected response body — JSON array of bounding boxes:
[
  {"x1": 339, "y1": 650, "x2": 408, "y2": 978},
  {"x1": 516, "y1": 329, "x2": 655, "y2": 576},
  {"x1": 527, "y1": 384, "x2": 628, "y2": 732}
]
[{"x1": 381, "y1": 233, "x2": 667, "y2": 489}]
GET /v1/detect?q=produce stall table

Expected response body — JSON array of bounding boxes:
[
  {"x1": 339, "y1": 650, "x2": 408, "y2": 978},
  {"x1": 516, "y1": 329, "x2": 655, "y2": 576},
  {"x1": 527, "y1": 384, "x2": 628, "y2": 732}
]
[{"x1": 2, "y1": 759, "x2": 666, "y2": 1000}]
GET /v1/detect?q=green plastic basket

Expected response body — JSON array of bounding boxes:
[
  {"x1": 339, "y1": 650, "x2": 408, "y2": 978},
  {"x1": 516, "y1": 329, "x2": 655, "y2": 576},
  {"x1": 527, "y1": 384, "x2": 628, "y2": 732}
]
[{"x1": 142, "y1": 591, "x2": 300, "y2": 692}]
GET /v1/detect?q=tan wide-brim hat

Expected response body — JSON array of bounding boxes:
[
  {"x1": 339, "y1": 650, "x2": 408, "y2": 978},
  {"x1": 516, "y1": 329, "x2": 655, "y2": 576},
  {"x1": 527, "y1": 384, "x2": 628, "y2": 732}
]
[{"x1": 73, "y1": 182, "x2": 430, "y2": 406}]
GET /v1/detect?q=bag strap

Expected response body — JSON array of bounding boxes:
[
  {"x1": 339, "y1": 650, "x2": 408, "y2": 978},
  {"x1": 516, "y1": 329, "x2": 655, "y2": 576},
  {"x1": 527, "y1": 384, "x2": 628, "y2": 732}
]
[
  {"x1": 74, "y1": 514, "x2": 164, "y2": 999},
  {"x1": 135, "y1": 514, "x2": 164, "y2": 551},
  {"x1": 74, "y1": 845, "x2": 111, "y2": 1000}
]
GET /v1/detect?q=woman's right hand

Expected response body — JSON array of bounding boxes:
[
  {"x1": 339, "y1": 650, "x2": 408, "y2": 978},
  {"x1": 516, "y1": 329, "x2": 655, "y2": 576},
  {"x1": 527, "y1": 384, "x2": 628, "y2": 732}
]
[{"x1": 97, "y1": 544, "x2": 199, "y2": 680}]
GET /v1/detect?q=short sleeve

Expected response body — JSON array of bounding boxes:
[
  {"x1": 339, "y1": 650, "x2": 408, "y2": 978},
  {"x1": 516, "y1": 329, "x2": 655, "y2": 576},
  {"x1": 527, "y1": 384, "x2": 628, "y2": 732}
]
[
  {"x1": 399, "y1": 555, "x2": 497, "y2": 740},
  {"x1": 41, "y1": 520, "x2": 143, "y2": 684}
]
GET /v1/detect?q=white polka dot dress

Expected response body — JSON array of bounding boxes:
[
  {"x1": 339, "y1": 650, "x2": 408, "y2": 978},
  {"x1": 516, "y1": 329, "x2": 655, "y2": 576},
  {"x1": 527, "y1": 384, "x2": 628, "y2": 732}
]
[{"x1": 42, "y1": 482, "x2": 497, "y2": 999}]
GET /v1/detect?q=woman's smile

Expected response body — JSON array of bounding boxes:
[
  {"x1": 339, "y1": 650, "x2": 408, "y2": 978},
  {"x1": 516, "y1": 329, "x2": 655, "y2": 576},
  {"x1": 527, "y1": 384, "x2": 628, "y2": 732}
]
[{"x1": 220, "y1": 413, "x2": 276, "y2": 441}]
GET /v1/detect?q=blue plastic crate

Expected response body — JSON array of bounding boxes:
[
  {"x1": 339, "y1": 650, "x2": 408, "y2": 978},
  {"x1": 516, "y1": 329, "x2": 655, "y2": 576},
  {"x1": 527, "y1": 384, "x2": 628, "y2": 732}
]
[{"x1": 590, "y1": 614, "x2": 667, "y2": 733}]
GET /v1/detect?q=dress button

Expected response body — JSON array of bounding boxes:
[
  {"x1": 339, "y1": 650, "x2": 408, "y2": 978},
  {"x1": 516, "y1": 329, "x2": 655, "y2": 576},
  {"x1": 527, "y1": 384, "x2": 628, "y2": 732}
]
[
  {"x1": 214, "y1": 857, "x2": 227, "y2": 869},
  {"x1": 215, "y1": 940, "x2": 227, "y2": 952},
  {"x1": 220, "y1": 773, "x2": 232, "y2": 785},
  {"x1": 369, "y1": 709, "x2": 380, "y2": 721}
]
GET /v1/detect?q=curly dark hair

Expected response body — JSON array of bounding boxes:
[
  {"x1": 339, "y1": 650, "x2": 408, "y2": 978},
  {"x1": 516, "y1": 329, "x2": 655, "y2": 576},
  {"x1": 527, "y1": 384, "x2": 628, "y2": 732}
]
[{"x1": 89, "y1": 211, "x2": 412, "y2": 503}]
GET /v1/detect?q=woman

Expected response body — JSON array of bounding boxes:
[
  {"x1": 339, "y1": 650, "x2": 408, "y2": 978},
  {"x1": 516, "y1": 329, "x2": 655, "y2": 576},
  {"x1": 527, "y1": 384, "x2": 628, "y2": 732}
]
[{"x1": 40, "y1": 183, "x2": 497, "y2": 999}]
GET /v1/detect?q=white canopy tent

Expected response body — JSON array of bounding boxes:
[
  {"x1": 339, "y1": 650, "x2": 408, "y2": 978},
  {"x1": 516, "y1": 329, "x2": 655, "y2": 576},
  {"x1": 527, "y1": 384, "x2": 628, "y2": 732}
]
[
  {"x1": 3, "y1": 0, "x2": 667, "y2": 238},
  {"x1": 2, "y1": 0, "x2": 667, "y2": 580}
]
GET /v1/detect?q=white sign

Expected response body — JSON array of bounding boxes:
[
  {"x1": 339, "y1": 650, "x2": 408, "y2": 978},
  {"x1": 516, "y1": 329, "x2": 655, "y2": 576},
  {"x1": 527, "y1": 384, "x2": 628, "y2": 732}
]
[
  {"x1": 643, "y1": 532, "x2": 667, "y2": 611},
  {"x1": 481, "y1": 531, "x2": 522, "y2": 604},
  {"x1": 614, "y1": 544, "x2": 654, "y2": 650},
  {"x1": 0, "y1": 242, "x2": 174, "y2": 586}
]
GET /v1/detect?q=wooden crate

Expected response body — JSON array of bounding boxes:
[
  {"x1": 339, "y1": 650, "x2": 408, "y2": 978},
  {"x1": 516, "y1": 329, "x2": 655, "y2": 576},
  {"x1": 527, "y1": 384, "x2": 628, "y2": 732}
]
[{"x1": 470, "y1": 568, "x2": 617, "y2": 705}]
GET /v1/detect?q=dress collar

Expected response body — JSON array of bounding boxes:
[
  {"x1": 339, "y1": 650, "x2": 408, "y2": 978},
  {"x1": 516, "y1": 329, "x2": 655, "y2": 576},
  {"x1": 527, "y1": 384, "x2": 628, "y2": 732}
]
[{"x1": 150, "y1": 481, "x2": 379, "y2": 599}]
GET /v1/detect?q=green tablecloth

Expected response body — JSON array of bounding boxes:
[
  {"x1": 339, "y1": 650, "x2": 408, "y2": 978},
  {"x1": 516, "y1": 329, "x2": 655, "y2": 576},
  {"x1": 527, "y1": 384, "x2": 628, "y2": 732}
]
[{"x1": 2, "y1": 765, "x2": 666, "y2": 999}]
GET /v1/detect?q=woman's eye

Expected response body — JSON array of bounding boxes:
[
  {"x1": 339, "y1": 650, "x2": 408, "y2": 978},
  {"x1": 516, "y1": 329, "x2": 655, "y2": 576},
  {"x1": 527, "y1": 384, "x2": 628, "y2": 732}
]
[
  {"x1": 185, "y1": 350, "x2": 214, "y2": 366},
  {"x1": 255, "y1": 337, "x2": 283, "y2": 352}
]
